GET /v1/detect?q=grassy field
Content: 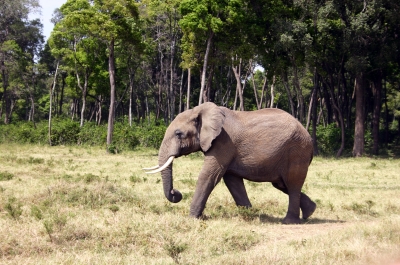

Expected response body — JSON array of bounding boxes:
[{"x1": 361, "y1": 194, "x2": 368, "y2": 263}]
[{"x1": 0, "y1": 143, "x2": 399, "y2": 265}]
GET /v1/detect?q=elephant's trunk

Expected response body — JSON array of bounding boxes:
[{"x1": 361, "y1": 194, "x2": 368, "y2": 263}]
[
  {"x1": 160, "y1": 161, "x2": 182, "y2": 203},
  {"x1": 158, "y1": 142, "x2": 182, "y2": 203}
]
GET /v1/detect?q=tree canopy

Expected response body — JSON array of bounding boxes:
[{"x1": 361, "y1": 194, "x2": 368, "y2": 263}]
[{"x1": 1, "y1": 0, "x2": 400, "y2": 157}]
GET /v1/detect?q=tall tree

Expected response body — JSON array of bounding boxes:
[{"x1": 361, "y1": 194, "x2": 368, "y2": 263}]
[
  {"x1": 141, "y1": 0, "x2": 182, "y2": 122},
  {"x1": 50, "y1": 12, "x2": 106, "y2": 127},
  {"x1": 179, "y1": 0, "x2": 226, "y2": 105},
  {"x1": 0, "y1": 0, "x2": 41, "y2": 123},
  {"x1": 55, "y1": 0, "x2": 141, "y2": 151}
]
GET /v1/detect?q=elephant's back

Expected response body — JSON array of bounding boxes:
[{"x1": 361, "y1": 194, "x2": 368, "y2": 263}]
[
  {"x1": 221, "y1": 107, "x2": 313, "y2": 181},
  {"x1": 224, "y1": 107, "x2": 312, "y2": 157},
  {"x1": 231, "y1": 108, "x2": 305, "y2": 137}
]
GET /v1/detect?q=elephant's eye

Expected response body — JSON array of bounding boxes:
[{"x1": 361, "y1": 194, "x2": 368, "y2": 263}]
[{"x1": 175, "y1": 129, "x2": 183, "y2": 139}]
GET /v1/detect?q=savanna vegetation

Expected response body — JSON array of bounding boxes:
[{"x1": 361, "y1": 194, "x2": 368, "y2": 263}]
[
  {"x1": 0, "y1": 144, "x2": 399, "y2": 264},
  {"x1": 1, "y1": 0, "x2": 400, "y2": 157},
  {"x1": 2, "y1": 1, "x2": 400, "y2": 264}
]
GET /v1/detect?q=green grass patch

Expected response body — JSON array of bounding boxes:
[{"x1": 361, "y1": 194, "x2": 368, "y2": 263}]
[
  {"x1": 0, "y1": 144, "x2": 399, "y2": 264},
  {"x1": 0, "y1": 171, "x2": 14, "y2": 181}
]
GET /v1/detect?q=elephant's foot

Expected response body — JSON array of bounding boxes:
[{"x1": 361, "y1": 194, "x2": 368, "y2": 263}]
[
  {"x1": 282, "y1": 215, "x2": 302, "y2": 225},
  {"x1": 301, "y1": 199, "x2": 317, "y2": 220}
]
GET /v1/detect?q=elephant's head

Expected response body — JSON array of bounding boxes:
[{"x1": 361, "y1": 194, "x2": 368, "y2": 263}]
[{"x1": 143, "y1": 102, "x2": 225, "y2": 204}]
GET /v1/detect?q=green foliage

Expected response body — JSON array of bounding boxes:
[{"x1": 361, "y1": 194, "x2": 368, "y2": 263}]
[
  {"x1": 50, "y1": 118, "x2": 80, "y2": 145},
  {"x1": 0, "y1": 122, "x2": 47, "y2": 144},
  {"x1": 134, "y1": 123, "x2": 167, "y2": 149},
  {"x1": 0, "y1": 119, "x2": 167, "y2": 151},
  {"x1": 112, "y1": 122, "x2": 140, "y2": 150},
  {"x1": 78, "y1": 122, "x2": 107, "y2": 146},
  {"x1": 316, "y1": 123, "x2": 341, "y2": 155}
]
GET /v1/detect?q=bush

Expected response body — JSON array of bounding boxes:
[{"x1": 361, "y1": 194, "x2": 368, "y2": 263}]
[
  {"x1": 135, "y1": 124, "x2": 166, "y2": 148},
  {"x1": 113, "y1": 122, "x2": 140, "y2": 151},
  {"x1": 316, "y1": 123, "x2": 341, "y2": 155},
  {"x1": 0, "y1": 122, "x2": 47, "y2": 144},
  {"x1": 78, "y1": 123, "x2": 107, "y2": 146},
  {"x1": 0, "y1": 119, "x2": 167, "y2": 151},
  {"x1": 50, "y1": 119, "x2": 80, "y2": 145}
]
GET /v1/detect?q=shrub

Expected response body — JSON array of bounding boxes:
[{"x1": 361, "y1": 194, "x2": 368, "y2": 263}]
[
  {"x1": 78, "y1": 122, "x2": 107, "y2": 146},
  {"x1": 112, "y1": 122, "x2": 140, "y2": 151},
  {"x1": 135, "y1": 124, "x2": 166, "y2": 148},
  {"x1": 50, "y1": 119, "x2": 80, "y2": 145},
  {"x1": 0, "y1": 118, "x2": 166, "y2": 150},
  {"x1": 316, "y1": 123, "x2": 341, "y2": 155}
]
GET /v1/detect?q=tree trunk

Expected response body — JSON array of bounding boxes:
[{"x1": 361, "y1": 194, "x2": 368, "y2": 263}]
[
  {"x1": 383, "y1": 79, "x2": 389, "y2": 147},
  {"x1": 107, "y1": 39, "x2": 116, "y2": 151},
  {"x1": 198, "y1": 32, "x2": 213, "y2": 105},
  {"x1": 312, "y1": 85, "x2": 319, "y2": 156},
  {"x1": 179, "y1": 70, "x2": 184, "y2": 113},
  {"x1": 96, "y1": 95, "x2": 103, "y2": 126},
  {"x1": 282, "y1": 70, "x2": 295, "y2": 116},
  {"x1": 48, "y1": 61, "x2": 60, "y2": 146},
  {"x1": 310, "y1": 71, "x2": 319, "y2": 155},
  {"x1": 306, "y1": 82, "x2": 317, "y2": 131},
  {"x1": 59, "y1": 73, "x2": 65, "y2": 115},
  {"x1": 169, "y1": 40, "x2": 175, "y2": 122},
  {"x1": 251, "y1": 66, "x2": 260, "y2": 109},
  {"x1": 186, "y1": 68, "x2": 191, "y2": 110},
  {"x1": 75, "y1": 71, "x2": 88, "y2": 128},
  {"x1": 203, "y1": 66, "x2": 214, "y2": 103},
  {"x1": 2, "y1": 57, "x2": 10, "y2": 124},
  {"x1": 146, "y1": 96, "x2": 150, "y2": 125},
  {"x1": 221, "y1": 67, "x2": 232, "y2": 107},
  {"x1": 258, "y1": 75, "x2": 267, "y2": 109},
  {"x1": 292, "y1": 64, "x2": 305, "y2": 122},
  {"x1": 232, "y1": 59, "x2": 244, "y2": 111},
  {"x1": 323, "y1": 75, "x2": 345, "y2": 157},
  {"x1": 270, "y1": 75, "x2": 276, "y2": 108},
  {"x1": 353, "y1": 73, "x2": 365, "y2": 157},
  {"x1": 129, "y1": 73, "x2": 133, "y2": 127},
  {"x1": 372, "y1": 72, "x2": 382, "y2": 155}
]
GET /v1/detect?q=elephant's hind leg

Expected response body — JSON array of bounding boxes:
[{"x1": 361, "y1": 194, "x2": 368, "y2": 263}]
[
  {"x1": 272, "y1": 181, "x2": 301, "y2": 223},
  {"x1": 300, "y1": 193, "x2": 316, "y2": 220},
  {"x1": 223, "y1": 175, "x2": 252, "y2": 208},
  {"x1": 272, "y1": 175, "x2": 316, "y2": 223}
]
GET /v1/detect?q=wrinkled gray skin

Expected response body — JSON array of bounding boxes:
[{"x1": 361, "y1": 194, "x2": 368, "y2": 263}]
[{"x1": 157, "y1": 102, "x2": 316, "y2": 224}]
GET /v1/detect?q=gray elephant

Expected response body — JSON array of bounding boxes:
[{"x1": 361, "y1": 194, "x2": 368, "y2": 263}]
[{"x1": 144, "y1": 102, "x2": 316, "y2": 224}]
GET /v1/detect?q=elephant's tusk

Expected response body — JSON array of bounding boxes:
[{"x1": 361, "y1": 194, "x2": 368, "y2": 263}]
[
  {"x1": 142, "y1": 165, "x2": 160, "y2": 170},
  {"x1": 144, "y1": 156, "x2": 175, "y2": 174}
]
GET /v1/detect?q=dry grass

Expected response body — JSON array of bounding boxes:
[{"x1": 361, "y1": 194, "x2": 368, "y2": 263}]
[{"x1": 0, "y1": 143, "x2": 399, "y2": 264}]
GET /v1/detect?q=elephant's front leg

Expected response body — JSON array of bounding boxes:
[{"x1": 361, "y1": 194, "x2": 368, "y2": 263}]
[
  {"x1": 223, "y1": 174, "x2": 252, "y2": 208},
  {"x1": 190, "y1": 157, "x2": 224, "y2": 218}
]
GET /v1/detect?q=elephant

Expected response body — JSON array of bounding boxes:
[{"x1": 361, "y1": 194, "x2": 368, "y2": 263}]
[{"x1": 144, "y1": 102, "x2": 316, "y2": 224}]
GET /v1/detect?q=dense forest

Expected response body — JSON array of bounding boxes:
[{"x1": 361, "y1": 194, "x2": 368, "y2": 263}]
[{"x1": 1, "y1": 0, "x2": 400, "y2": 157}]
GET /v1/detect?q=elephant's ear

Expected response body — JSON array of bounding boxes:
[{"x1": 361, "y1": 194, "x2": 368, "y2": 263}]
[{"x1": 192, "y1": 102, "x2": 225, "y2": 152}]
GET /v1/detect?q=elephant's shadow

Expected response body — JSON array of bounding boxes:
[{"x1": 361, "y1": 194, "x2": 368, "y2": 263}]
[
  {"x1": 258, "y1": 214, "x2": 284, "y2": 224},
  {"x1": 258, "y1": 214, "x2": 346, "y2": 224},
  {"x1": 203, "y1": 213, "x2": 346, "y2": 225}
]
